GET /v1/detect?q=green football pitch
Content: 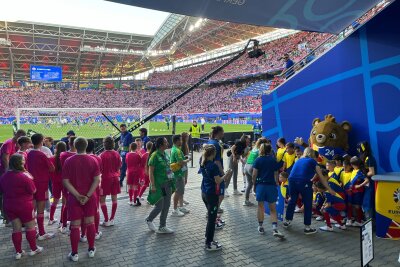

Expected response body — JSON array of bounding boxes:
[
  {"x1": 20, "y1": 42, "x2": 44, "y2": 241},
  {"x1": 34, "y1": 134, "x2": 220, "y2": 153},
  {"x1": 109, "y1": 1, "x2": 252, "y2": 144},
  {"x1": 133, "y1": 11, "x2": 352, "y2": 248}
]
[{"x1": 0, "y1": 122, "x2": 252, "y2": 142}]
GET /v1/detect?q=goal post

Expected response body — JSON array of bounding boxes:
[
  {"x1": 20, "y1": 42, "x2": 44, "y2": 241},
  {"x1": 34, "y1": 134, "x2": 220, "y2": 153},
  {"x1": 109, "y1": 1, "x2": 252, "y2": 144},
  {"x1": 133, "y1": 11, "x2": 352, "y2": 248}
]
[{"x1": 15, "y1": 107, "x2": 150, "y2": 140}]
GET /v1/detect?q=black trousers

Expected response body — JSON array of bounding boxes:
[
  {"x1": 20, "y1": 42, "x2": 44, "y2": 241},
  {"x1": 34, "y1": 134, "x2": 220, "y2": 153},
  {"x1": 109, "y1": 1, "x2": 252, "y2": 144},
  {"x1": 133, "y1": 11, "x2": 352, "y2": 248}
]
[{"x1": 202, "y1": 193, "x2": 219, "y2": 245}]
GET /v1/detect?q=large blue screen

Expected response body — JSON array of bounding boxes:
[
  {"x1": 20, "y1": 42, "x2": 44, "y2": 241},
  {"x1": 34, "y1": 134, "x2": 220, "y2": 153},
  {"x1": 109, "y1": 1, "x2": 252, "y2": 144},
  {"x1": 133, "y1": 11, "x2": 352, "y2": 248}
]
[{"x1": 30, "y1": 65, "x2": 62, "y2": 82}]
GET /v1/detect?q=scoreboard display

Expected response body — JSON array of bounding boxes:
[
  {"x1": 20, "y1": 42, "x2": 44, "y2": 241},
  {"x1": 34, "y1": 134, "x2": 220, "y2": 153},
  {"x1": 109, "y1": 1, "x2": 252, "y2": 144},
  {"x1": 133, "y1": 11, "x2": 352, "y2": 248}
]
[{"x1": 30, "y1": 65, "x2": 62, "y2": 82}]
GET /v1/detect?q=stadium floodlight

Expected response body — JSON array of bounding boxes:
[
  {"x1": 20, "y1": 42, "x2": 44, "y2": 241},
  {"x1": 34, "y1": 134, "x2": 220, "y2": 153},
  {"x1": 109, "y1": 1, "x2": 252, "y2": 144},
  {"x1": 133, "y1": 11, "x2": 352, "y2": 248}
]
[
  {"x1": 0, "y1": 38, "x2": 12, "y2": 47},
  {"x1": 113, "y1": 39, "x2": 262, "y2": 143},
  {"x1": 80, "y1": 46, "x2": 144, "y2": 55},
  {"x1": 80, "y1": 45, "x2": 172, "y2": 57}
]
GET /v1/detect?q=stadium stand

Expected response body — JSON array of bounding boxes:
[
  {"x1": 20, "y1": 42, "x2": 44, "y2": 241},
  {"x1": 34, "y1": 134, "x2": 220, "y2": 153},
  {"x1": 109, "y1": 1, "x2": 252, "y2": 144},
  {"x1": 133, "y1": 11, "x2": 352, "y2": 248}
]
[
  {"x1": 232, "y1": 81, "x2": 272, "y2": 98},
  {"x1": 0, "y1": 82, "x2": 262, "y2": 119},
  {"x1": 146, "y1": 32, "x2": 332, "y2": 88}
]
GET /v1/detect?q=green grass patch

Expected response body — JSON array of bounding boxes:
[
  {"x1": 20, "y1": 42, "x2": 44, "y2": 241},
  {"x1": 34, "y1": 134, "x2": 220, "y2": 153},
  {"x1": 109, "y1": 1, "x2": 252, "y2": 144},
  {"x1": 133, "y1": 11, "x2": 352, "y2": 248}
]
[{"x1": 0, "y1": 122, "x2": 252, "y2": 142}]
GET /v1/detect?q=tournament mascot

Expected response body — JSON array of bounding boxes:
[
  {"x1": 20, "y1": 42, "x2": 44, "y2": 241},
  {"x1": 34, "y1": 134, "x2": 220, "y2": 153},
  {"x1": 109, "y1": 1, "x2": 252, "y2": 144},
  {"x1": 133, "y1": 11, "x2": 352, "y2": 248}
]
[{"x1": 295, "y1": 114, "x2": 351, "y2": 164}]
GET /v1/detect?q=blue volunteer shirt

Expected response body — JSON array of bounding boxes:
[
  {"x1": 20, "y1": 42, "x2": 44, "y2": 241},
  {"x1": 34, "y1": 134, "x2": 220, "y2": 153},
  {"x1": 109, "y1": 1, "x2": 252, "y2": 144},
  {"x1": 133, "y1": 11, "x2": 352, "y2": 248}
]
[
  {"x1": 253, "y1": 123, "x2": 262, "y2": 133},
  {"x1": 253, "y1": 155, "x2": 280, "y2": 185},
  {"x1": 120, "y1": 132, "x2": 133, "y2": 152},
  {"x1": 201, "y1": 160, "x2": 223, "y2": 195},
  {"x1": 289, "y1": 157, "x2": 317, "y2": 182},
  {"x1": 207, "y1": 139, "x2": 223, "y2": 168}
]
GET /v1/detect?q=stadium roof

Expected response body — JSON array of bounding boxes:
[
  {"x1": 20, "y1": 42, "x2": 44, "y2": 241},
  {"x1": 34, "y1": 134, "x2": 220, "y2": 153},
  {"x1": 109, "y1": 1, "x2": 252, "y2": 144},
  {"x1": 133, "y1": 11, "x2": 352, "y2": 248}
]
[
  {"x1": 0, "y1": 18, "x2": 275, "y2": 81},
  {"x1": 109, "y1": 0, "x2": 382, "y2": 34}
]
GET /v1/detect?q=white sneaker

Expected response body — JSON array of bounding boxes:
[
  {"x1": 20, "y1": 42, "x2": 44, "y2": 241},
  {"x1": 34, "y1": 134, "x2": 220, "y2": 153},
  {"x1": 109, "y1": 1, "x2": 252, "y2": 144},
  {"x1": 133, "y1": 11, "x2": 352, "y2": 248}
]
[
  {"x1": 233, "y1": 190, "x2": 243, "y2": 196},
  {"x1": 37, "y1": 232, "x2": 55, "y2": 240},
  {"x1": 95, "y1": 231, "x2": 103, "y2": 240},
  {"x1": 319, "y1": 226, "x2": 334, "y2": 232},
  {"x1": 88, "y1": 247, "x2": 96, "y2": 258},
  {"x1": 243, "y1": 200, "x2": 254, "y2": 206},
  {"x1": 146, "y1": 219, "x2": 157, "y2": 232},
  {"x1": 334, "y1": 224, "x2": 347, "y2": 230},
  {"x1": 59, "y1": 227, "x2": 69, "y2": 235},
  {"x1": 215, "y1": 222, "x2": 224, "y2": 230},
  {"x1": 171, "y1": 209, "x2": 185, "y2": 217},
  {"x1": 179, "y1": 207, "x2": 190, "y2": 214},
  {"x1": 48, "y1": 219, "x2": 57, "y2": 226},
  {"x1": 273, "y1": 229, "x2": 285, "y2": 239},
  {"x1": 15, "y1": 250, "x2": 26, "y2": 260},
  {"x1": 315, "y1": 216, "x2": 324, "y2": 221},
  {"x1": 29, "y1": 246, "x2": 43, "y2": 256},
  {"x1": 183, "y1": 200, "x2": 189, "y2": 205},
  {"x1": 345, "y1": 219, "x2": 353, "y2": 226},
  {"x1": 80, "y1": 236, "x2": 87, "y2": 243},
  {"x1": 128, "y1": 201, "x2": 133, "y2": 206},
  {"x1": 157, "y1": 226, "x2": 174, "y2": 234},
  {"x1": 68, "y1": 252, "x2": 79, "y2": 262},
  {"x1": 101, "y1": 221, "x2": 111, "y2": 227},
  {"x1": 294, "y1": 207, "x2": 302, "y2": 213},
  {"x1": 258, "y1": 226, "x2": 265, "y2": 235},
  {"x1": 352, "y1": 221, "x2": 363, "y2": 227},
  {"x1": 205, "y1": 241, "x2": 222, "y2": 251},
  {"x1": 109, "y1": 219, "x2": 115, "y2": 226}
]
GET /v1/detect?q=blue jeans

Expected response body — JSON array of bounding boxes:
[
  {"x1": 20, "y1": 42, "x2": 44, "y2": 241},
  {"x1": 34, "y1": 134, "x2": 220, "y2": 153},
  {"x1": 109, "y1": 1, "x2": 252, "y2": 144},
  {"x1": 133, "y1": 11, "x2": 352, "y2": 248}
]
[
  {"x1": 120, "y1": 155, "x2": 127, "y2": 185},
  {"x1": 285, "y1": 180, "x2": 313, "y2": 226}
]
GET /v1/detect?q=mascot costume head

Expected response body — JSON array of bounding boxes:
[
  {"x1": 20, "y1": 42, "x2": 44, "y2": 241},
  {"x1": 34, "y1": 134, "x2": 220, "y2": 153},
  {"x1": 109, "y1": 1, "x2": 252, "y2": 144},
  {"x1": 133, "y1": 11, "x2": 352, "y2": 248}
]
[{"x1": 295, "y1": 114, "x2": 351, "y2": 164}]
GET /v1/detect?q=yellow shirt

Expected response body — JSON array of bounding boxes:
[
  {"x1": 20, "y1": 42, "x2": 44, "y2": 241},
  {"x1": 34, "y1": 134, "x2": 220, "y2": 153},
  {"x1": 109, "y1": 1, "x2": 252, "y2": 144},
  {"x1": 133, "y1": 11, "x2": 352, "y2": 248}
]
[
  {"x1": 283, "y1": 153, "x2": 296, "y2": 170},
  {"x1": 340, "y1": 171, "x2": 352, "y2": 189},
  {"x1": 276, "y1": 148, "x2": 286, "y2": 162},
  {"x1": 334, "y1": 166, "x2": 344, "y2": 176},
  {"x1": 280, "y1": 180, "x2": 288, "y2": 198}
]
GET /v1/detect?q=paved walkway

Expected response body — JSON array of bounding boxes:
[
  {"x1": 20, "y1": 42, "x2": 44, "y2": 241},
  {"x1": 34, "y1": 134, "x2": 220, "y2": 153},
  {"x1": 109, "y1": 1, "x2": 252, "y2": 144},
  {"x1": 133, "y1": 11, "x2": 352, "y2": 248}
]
[{"x1": 0, "y1": 151, "x2": 398, "y2": 267}]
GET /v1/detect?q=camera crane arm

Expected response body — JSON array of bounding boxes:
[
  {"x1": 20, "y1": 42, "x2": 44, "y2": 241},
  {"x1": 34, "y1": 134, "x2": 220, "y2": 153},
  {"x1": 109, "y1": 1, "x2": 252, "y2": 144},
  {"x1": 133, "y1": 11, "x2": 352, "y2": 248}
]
[{"x1": 113, "y1": 39, "x2": 260, "y2": 143}]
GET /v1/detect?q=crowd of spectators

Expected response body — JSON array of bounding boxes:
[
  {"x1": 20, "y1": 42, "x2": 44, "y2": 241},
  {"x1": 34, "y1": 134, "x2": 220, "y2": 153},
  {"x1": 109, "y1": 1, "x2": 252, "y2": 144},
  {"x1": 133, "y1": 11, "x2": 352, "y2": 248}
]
[
  {"x1": 146, "y1": 32, "x2": 332, "y2": 88},
  {"x1": 0, "y1": 82, "x2": 261, "y2": 118}
]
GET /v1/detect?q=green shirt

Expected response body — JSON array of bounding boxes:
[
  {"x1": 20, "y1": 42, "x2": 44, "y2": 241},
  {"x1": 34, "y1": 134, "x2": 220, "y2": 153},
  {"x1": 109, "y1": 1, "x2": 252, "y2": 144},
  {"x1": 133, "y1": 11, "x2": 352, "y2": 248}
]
[
  {"x1": 170, "y1": 145, "x2": 185, "y2": 178},
  {"x1": 246, "y1": 148, "x2": 259, "y2": 165},
  {"x1": 148, "y1": 149, "x2": 169, "y2": 186}
]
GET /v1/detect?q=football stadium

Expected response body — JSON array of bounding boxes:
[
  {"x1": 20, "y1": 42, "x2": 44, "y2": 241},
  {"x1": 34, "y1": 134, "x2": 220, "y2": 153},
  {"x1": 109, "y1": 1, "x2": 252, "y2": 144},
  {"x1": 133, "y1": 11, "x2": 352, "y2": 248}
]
[{"x1": 0, "y1": 0, "x2": 399, "y2": 266}]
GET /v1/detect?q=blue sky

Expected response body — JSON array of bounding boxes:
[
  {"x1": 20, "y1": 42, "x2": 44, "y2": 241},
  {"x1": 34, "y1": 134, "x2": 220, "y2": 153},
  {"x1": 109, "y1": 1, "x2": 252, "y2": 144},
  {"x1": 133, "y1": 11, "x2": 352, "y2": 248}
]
[{"x1": 1, "y1": 0, "x2": 170, "y2": 35}]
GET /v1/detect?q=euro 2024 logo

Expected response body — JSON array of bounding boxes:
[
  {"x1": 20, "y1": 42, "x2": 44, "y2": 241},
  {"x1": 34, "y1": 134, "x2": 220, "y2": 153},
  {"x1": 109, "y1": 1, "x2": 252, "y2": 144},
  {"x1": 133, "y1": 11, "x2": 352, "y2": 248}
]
[{"x1": 394, "y1": 188, "x2": 400, "y2": 205}]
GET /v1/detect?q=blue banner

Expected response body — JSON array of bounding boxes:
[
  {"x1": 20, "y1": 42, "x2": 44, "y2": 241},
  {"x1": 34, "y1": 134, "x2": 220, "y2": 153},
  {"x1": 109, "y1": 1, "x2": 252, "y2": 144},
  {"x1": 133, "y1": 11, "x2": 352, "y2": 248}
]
[
  {"x1": 261, "y1": 1, "x2": 400, "y2": 173},
  {"x1": 109, "y1": 0, "x2": 380, "y2": 34},
  {"x1": 264, "y1": 185, "x2": 285, "y2": 221},
  {"x1": 30, "y1": 65, "x2": 62, "y2": 82}
]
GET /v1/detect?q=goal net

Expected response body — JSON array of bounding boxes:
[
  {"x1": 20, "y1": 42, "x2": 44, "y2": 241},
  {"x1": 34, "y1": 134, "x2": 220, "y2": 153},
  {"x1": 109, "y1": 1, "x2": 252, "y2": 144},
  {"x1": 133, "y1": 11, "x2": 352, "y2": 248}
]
[{"x1": 15, "y1": 108, "x2": 151, "y2": 142}]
